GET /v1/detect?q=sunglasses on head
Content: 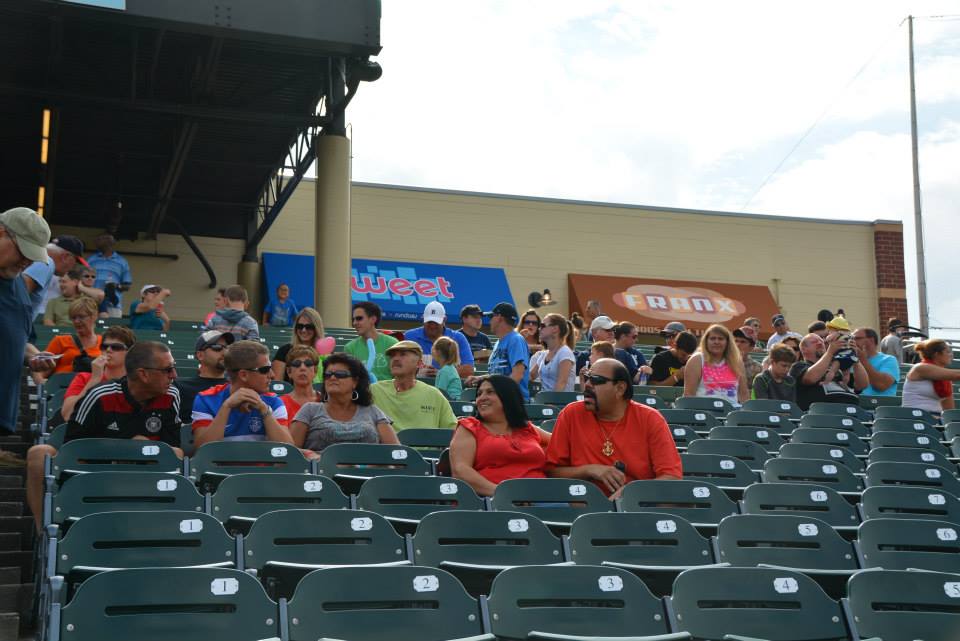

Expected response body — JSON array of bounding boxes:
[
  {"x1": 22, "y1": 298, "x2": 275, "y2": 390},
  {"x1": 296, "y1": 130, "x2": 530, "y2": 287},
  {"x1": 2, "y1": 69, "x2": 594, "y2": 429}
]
[
  {"x1": 241, "y1": 365, "x2": 272, "y2": 375},
  {"x1": 295, "y1": 323, "x2": 315, "y2": 331},
  {"x1": 102, "y1": 342, "x2": 127, "y2": 352},
  {"x1": 322, "y1": 370, "x2": 353, "y2": 380},
  {"x1": 289, "y1": 359, "x2": 316, "y2": 369}
]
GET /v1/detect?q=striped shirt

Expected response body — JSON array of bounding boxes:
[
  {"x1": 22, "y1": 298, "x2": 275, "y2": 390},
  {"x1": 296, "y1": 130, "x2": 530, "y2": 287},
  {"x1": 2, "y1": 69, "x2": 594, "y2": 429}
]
[
  {"x1": 191, "y1": 383, "x2": 288, "y2": 441},
  {"x1": 65, "y1": 377, "x2": 181, "y2": 446}
]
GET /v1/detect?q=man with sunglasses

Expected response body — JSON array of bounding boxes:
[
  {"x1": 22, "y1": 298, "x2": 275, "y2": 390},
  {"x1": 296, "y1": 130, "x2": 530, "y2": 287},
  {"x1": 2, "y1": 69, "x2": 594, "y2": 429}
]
[
  {"x1": 546, "y1": 358, "x2": 682, "y2": 498},
  {"x1": 175, "y1": 330, "x2": 235, "y2": 423},
  {"x1": 191, "y1": 340, "x2": 293, "y2": 446},
  {"x1": 129, "y1": 284, "x2": 171, "y2": 331},
  {"x1": 345, "y1": 301, "x2": 397, "y2": 381}
]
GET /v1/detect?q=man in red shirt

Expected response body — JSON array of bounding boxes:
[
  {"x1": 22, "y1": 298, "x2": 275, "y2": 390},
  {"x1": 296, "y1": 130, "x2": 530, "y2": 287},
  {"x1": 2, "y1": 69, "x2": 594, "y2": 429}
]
[{"x1": 546, "y1": 358, "x2": 681, "y2": 497}]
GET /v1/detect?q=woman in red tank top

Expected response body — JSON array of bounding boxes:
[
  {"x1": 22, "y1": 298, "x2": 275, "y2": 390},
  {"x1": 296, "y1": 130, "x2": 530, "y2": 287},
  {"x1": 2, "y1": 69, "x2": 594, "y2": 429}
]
[{"x1": 449, "y1": 375, "x2": 552, "y2": 496}]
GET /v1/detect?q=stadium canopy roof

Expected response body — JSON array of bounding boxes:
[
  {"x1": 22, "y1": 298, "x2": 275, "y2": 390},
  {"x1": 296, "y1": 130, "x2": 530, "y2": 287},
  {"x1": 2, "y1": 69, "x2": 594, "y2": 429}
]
[{"x1": 0, "y1": 0, "x2": 381, "y2": 245}]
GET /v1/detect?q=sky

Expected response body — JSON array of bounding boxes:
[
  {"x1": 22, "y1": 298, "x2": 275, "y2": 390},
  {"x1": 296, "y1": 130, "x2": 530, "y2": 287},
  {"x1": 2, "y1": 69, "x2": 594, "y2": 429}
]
[{"x1": 346, "y1": 1, "x2": 960, "y2": 337}]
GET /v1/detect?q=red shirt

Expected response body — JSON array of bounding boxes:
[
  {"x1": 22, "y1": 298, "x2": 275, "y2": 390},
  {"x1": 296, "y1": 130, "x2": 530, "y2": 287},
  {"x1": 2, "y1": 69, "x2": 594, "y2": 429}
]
[
  {"x1": 545, "y1": 400, "x2": 683, "y2": 495},
  {"x1": 457, "y1": 417, "x2": 547, "y2": 485},
  {"x1": 281, "y1": 392, "x2": 320, "y2": 423},
  {"x1": 65, "y1": 372, "x2": 108, "y2": 400}
]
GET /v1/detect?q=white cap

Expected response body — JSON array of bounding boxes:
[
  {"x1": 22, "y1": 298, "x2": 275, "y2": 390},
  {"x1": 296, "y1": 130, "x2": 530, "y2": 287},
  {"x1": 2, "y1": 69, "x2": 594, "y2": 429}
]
[
  {"x1": 140, "y1": 284, "x2": 160, "y2": 295},
  {"x1": 423, "y1": 301, "x2": 446, "y2": 324}
]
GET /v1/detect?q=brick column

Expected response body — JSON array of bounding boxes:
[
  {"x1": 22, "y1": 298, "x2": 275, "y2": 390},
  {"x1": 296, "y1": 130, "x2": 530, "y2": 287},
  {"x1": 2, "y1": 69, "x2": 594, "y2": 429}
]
[{"x1": 873, "y1": 222, "x2": 908, "y2": 329}]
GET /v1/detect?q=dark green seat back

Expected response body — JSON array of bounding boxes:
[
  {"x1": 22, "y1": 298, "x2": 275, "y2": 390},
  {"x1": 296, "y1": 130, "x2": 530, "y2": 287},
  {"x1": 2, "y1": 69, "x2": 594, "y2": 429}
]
[
  {"x1": 872, "y1": 416, "x2": 940, "y2": 435},
  {"x1": 679, "y1": 453, "x2": 759, "y2": 489},
  {"x1": 778, "y1": 442, "x2": 864, "y2": 473},
  {"x1": 58, "y1": 567, "x2": 278, "y2": 641},
  {"x1": 868, "y1": 446, "x2": 955, "y2": 471},
  {"x1": 673, "y1": 396, "x2": 734, "y2": 416},
  {"x1": 659, "y1": 408, "x2": 718, "y2": 429},
  {"x1": 742, "y1": 398, "x2": 803, "y2": 419},
  {"x1": 847, "y1": 569, "x2": 960, "y2": 641},
  {"x1": 286, "y1": 565, "x2": 485, "y2": 641},
  {"x1": 668, "y1": 425, "x2": 702, "y2": 448},
  {"x1": 449, "y1": 400, "x2": 476, "y2": 417},
  {"x1": 762, "y1": 457, "x2": 863, "y2": 494},
  {"x1": 687, "y1": 438, "x2": 770, "y2": 469},
  {"x1": 716, "y1": 514, "x2": 856, "y2": 570},
  {"x1": 315, "y1": 443, "x2": 431, "y2": 480},
  {"x1": 799, "y1": 413, "x2": 869, "y2": 438},
  {"x1": 189, "y1": 441, "x2": 310, "y2": 491},
  {"x1": 875, "y1": 405, "x2": 937, "y2": 424},
  {"x1": 619, "y1": 480, "x2": 737, "y2": 529},
  {"x1": 857, "y1": 518, "x2": 960, "y2": 571},
  {"x1": 568, "y1": 512, "x2": 713, "y2": 568},
  {"x1": 355, "y1": 475, "x2": 483, "y2": 525},
  {"x1": 51, "y1": 439, "x2": 182, "y2": 480},
  {"x1": 210, "y1": 473, "x2": 347, "y2": 525},
  {"x1": 523, "y1": 404, "x2": 560, "y2": 423},
  {"x1": 870, "y1": 430, "x2": 949, "y2": 455},
  {"x1": 707, "y1": 426, "x2": 785, "y2": 452},
  {"x1": 861, "y1": 485, "x2": 960, "y2": 524},
  {"x1": 790, "y1": 427, "x2": 869, "y2": 456},
  {"x1": 741, "y1": 483, "x2": 859, "y2": 529},
  {"x1": 533, "y1": 390, "x2": 583, "y2": 407},
  {"x1": 725, "y1": 410, "x2": 793, "y2": 433},
  {"x1": 52, "y1": 472, "x2": 203, "y2": 525},
  {"x1": 487, "y1": 565, "x2": 673, "y2": 640},
  {"x1": 808, "y1": 401, "x2": 872, "y2": 422},
  {"x1": 865, "y1": 461, "x2": 960, "y2": 495},
  {"x1": 490, "y1": 478, "x2": 611, "y2": 526},
  {"x1": 396, "y1": 428, "x2": 453, "y2": 458}
]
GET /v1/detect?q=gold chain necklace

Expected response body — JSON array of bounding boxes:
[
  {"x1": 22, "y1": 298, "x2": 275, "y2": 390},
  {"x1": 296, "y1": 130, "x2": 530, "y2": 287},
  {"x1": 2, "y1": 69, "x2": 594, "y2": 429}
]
[{"x1": 596, "y1": 410, "x2": 628, "y2": 457}]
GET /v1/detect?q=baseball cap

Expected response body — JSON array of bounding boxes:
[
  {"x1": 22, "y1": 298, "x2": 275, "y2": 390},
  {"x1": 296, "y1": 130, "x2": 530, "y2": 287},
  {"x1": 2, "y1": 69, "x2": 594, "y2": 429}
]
[
  {"x1": 195, "y1": 330, "x2": 235, "y2": 352},
  {"x1": 423, "y1": 301, "x2": 446, "y2": 324},
  {"x1": 459, "y1": 304, "x2": 483, "y2": 318},
  {"x1": 659, "y1": 321, "x2": 686, "y2": 337},
  {"x1": 772, "y1": 314, "x2": 786, "y2": 327},
  {"x1": 590, "y1": 315, "x2": 615, "y2": 332},
  {"x1": 51, "y1": 235, "x2": 89, "y2": 267},
  {"x1": 140, "y1": 284, "x2": 161, "y2": 296},
  {"x1": 484, "y1": 302, "x2": 519, "y2": 322},
  {"x1": 384, "y1": 340, "x2": 423, "y2": 357},
  {"x1": 734, "y1": 325, "x2": 757, "y2": 345},
  {"x1": 826, "y1": 316, "x2": 851, "y2": 332},
  {"x1": 0, "y1": 207, "x2": 50, "y2": 263}
]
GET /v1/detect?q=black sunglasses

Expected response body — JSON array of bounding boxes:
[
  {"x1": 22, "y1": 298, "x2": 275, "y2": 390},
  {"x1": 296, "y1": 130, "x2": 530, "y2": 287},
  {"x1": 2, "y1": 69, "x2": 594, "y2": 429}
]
[
  {"x1": 351, "y1": 316, "x2": 366, "y2": 323},
  {"x1": 289, "y1": 359, "x2": 316, "y2": 369},
  {"x1": 322, "y1": 370, "x2": 353, "y2": 380},
  {"x1": 204, "y1": 344, "x2": 226, "y2": 352},
  {"x1": 295, "y1": 323, "x2": 316, "y2": 331},
  {"x1": 102, "y1": 342, "x2": 128, "y2": 352},
  {"x1": 523, "y1": 319, "x2": 541, "y2": 326},
  {"x1": 143, "y1": 365, "x2": 176, "y2": 375},
  {"x1": 586, "y1": 373, "x2": 614, "y2": 386},
  {"x1": 241, "y1": 365, "x2": 272, "y2": 375}
]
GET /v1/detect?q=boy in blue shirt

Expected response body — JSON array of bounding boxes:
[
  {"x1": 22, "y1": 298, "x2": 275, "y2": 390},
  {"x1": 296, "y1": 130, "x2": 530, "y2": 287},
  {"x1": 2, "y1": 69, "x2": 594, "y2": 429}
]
[{"x1": 262, "y1": 283, "x2": 297, "y2": 327}]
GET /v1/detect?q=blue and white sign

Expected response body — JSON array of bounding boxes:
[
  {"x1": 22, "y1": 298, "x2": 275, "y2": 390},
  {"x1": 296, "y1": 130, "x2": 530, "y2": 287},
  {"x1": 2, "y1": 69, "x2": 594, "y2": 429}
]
[{"x1": 63, "y1": 0, "x2": 126, "y2": 9}]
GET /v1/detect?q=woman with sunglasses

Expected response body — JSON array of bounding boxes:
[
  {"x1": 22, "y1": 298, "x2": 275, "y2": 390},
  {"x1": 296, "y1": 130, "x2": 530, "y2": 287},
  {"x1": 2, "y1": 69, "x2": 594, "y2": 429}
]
[
  {"x1": 271, "y1": 307, "x2": 326, "y2": 382},
  {"x1": 450, "y1": 375, "x2": 552, "y2": 497},
  {"x1": 59, "y1": 326, "x2": 135, "y2": 422},
  {"x1": 290, "y1": 353, "x2": 398, "y2": 454},
  {"x1": 517, "y1": 310, "x2": 543, "y2": 355},
  {"x1": 280, "y1": 345, "x2": 322, "y2": 420},
  {"x1": 530, "y1": 313, "x2": 577, "y2": 392}
]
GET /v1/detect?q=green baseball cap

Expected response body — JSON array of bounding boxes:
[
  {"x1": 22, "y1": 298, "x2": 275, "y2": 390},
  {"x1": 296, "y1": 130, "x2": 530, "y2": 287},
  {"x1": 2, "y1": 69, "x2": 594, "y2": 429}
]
[{"x1": 0, "y1": 207, "x2": 50, "y2": 263}]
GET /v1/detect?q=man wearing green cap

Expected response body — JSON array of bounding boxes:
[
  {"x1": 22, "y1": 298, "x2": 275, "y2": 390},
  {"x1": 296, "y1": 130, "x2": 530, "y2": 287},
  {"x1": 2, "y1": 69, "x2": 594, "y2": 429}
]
[{"x1": 0, "y1": 208, "x2": 51, "y2": 436}]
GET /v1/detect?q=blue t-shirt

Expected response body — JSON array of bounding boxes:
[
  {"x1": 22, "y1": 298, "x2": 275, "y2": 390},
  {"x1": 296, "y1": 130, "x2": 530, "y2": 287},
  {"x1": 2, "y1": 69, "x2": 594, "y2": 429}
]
[
  {"x1": 190, "y1": 383, "x2": 289, "y2": 441},
  {"x1": 0, "y1": 276, "x2": 31, "y2": 431},
  {"x1": 862, "y1": 351, "x2": 901, "y2": 397},
  {"x1": 22, "y1": 257, "x2": 55, "y2": 318},
  {"x1": 129, "y1": 301, "x2": 165, "y2": 330},
  {"x1": 403, "y1": 326, "x2": 475, "y2": 367},
  {"x1": 86, "y1": 251, "x2": 132, "y2": 309},
  {"x1": 488, "y1": 330, "x2": 531, "y2": 401},
  {"x1": 266, "y1": 298, "x2": 298, "y2": 327}
]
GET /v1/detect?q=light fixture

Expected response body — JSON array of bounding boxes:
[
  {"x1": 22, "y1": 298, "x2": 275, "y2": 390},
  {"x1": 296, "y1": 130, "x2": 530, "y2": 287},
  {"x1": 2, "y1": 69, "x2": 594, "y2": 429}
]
[
  {"x1": 40, "y1": 108, "x2": 51, "y2": 165},
  {"x1": 37, "y1": 185, "x2": 45, "y2": 217},
  {"x1": 527, "y1": 288, "x2": 557, "y2": 309}
]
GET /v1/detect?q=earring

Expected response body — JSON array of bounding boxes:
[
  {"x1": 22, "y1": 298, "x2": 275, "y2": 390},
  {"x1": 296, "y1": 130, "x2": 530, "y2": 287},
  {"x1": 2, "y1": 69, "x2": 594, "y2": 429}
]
[{"x1": 351, "y1": 390, "x2": 359, "y2": 401}]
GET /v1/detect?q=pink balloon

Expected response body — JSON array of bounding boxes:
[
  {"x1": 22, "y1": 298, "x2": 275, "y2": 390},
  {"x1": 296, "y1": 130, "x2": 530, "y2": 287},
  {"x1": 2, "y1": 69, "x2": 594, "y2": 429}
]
[{"x1": 314, "y1": 336, "x2": 336, "y2": 355}]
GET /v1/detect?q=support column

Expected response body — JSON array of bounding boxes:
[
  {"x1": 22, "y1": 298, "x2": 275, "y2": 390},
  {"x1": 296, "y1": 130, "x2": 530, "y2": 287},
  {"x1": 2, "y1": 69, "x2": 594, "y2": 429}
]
[
  {"x1": 873, "y1": 222, "x2": 909, "y2": 329},
  {"x1": 315, "y1": 134, "x2": 351, "y2": 327},
  {"x1": 239, "y1": 210, "x2": 262, "y2": 318}
]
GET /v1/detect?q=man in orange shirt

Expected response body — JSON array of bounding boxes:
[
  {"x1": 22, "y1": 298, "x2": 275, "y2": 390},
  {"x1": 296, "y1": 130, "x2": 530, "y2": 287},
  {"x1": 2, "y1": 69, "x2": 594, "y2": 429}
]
[{"x1": 546, "y1": 358, "x2": 682, "y2": 498}]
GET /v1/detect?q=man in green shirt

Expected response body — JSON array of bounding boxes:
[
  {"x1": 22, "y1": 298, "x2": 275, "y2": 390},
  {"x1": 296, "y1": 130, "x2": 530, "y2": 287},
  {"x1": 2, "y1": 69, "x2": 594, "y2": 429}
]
[
  {"x1": 345, "y1": 301, "x2": 398, "y2": 382},
  {"x1": 371, "y1": 340, "x2": 457, "y2": 431}
]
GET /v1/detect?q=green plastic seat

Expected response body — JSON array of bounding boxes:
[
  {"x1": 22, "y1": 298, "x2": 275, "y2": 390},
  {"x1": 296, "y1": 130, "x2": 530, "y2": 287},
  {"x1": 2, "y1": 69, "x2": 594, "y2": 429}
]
[
  {"x1": 864, "y1": 461, "x2": 960, "y2": 495},
  {"x1": 724, "y1": 410, "x2": 793, "y2": 434},
  {"x1": 412, "y1": 510, "x2": 563, "y2": 597},
  {"x1": 789, "y1": 427, "x2": 869, "y2": 457},
  {"x1": 487, "y1": 565, "x2": 689, "y2": 641},
  {"x1": 540, "y1": 419, "x2": 556, "y2": 433},
  {"x1": 944, "y1": 421, "x2": 960, "y2": 440},
  {"x1": 634, "y1": 385, "x2": 684, "y2": 403},
  {"x1": 659, "y1": 409, "x2": 719, "y2": 430},
  {"x1": 316, "y1": 443, "x2": 431, "y2": 495},
  {"x1": 635, "y1": 395, "x2": 665, "y2": 411},
  {"x1": 524, "y1": 404, "x2": 561, "y2": 423},
  {"x1": 209, "y1": 473, "x2": 348, "y2": 535},
  {"x1": 188, "y1": 441, "x2": 310, "y2": 493},
  {"x1": 798, "y1": 413, "x2": 869, "y2": 438},
  {"x1": 619, "y1": 480, "x2": 738, "y2": 534},
  {"x1": 669, "y1": 425, "x2": 702, "y2": 449},
  {"x1": 860, "y1": 485, "x2": 960, "y2": 525},
  {"x1": 687, "y1": 439, "x2": 770, "y2": 471},
  {"x1": 808, "y1": 401, "x2": 872, "y2": 422},
  {"x1": 673, "y1": 396, "x2": 735, "y2": 416},
  {"x1": 742, "y1": 398, "x2": 803, "y2": 419},
  {"x1": 761, "y1": 457, "x2": 863, "y2": 495},
  {"x1": 449, "y1": 400, "x2": 476, "y2": 417},
  {"x1": 875, "y1": 405, "x2": 937, "y2": 424},
  {"x1": 869, "y1": 430, "x2": 949, "y2": 455},
  {"x1": 857, "y1": 518, "x2": 960, "y2": 571},
  {"x1": 669, "y1": 566, "x2": 849, "y2": 641},
  {"x1": 941, "y1": 409, "x2": 960, "y2": 424},
  {"x1": 53, "y1": 567, "x2": 278, "y2": 641},
  {"x1": 778, "y1": 442, "x2": 865, "y2": 474},
  {"x1": 740, "y1": 483, "x2": 859, "y2": 533},
  {"x1": 355, "y1": 475, "x2": 483, "y2": 534},
  {"x1": 568, "y1": 512, "x2": 716, "y2": 596},
  {"x1": 715, "y1": 514, "x2": 857, "y2": 598},
  {"x1": 267, "y1": 381, "x2": 293, "y2": 395},
  {"x1": 50, "y1": 438, "x2": 182, "y2": 483},
  {"x1": 286, "y1": 565, "x2": 492, "y2": 641},
  {"x1": 707, "y1": 426, "x2": 785, "y2": 453},
  {"x1": 859, "y1": 394, "x2": 903, "y2": 409},
  {"x1": 847, "y1": 568, "x2": 960, "y2": 641},
  {"x1": 244, "y1": 508, "x2": 408, "y2": 599},
  {"x1": 396, "y1": 428, "x2": 454, "y2": 458},
  {"x1": 868, "y1": 446, "x2": 955, "y2": 471},
  {"x1": 490, "y1": 478, "x2": 611, "y2": 530},
  {"x1": 534, "y1": 390, "x2": 583, "y2": 407},
  {"x1": 679, "y1": 453, "x2": 759, "y2": 492},
  {"x1": 872, "y1": 417, "x2": 941, "y2": 436}
]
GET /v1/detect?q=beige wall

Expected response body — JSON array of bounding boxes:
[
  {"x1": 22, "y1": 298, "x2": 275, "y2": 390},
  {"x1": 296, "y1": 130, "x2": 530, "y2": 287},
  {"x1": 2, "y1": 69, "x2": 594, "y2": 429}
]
[{"x1": 52, "y1": 181, "x2": 893, "y2": 332}]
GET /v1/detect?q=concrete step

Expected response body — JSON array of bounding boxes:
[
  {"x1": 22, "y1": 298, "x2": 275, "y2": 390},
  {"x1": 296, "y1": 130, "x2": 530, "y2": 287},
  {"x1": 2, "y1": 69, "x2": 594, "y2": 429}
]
[
  {"x1": 0, "y1": 479, "x2": 20, "y2": 490},
  {"x1": 0, "y1": 506, "x2": 23, "y2": 519},
  {"x1": 0, "y1": 519, "x2": 33, "y2": 543},
  {"x1": 0, "y1": 492, "x2": 24, "y2": 506},
  {"x1": 0, "y1": 535, "x2": 19, "y2": 554},
  {"x1": 0, "y1": 572, "x2": 18, "y2": 588},
  {"x1": 0, "y1": 611, "x2": 17, "y2": 641},
  {"x1": 0, "y1": 553, "x2": 31, "y2": 582},
  {"x1": 0, "y1": 585, "x2": 30, "y2": 615}
]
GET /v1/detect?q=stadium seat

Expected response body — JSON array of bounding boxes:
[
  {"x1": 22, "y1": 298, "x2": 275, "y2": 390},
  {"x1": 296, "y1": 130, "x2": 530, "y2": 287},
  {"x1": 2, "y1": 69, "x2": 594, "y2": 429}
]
[
  {"x1": 778, "y1": 442, "x2": 865, "y2": 474},
  {"x1": 864, "y1": 461, "x2": 960, "y2": 495},
  {"x1": 412, "y1": 510, "x2": 563, "y2": 597},
  {"x1": 49, "y1": 438, "x2": 182, "y2": 483},
  {"x1": 742, "y1": 398, "x2": 803, "y2": 419},
  {"x1": 867, "y1": 446, "x2": 955, "y2": 471},
  {"x1": 285, "y1": 565, "x2": 492, "y2": 641},
  {"x1": 568, "y1": 512, "x2": 717, "y2": 596},
  {"x1": 243, "y1": 508, "x2": 408, "y2": 599},
  {"x1": 859, "y1": 394, "x2": 904, "y2": 410},
  {"x1": 316, "y1": 443, "x2": 431, "y2": 494},
  {"x1": 715, "y1": 514, "x2": 857, "y2": 598},
  {"x1": 634, "y1": 385, "x2": 684, "y2": 403},
  {"x1": 668, "y1": 425, "x2": 702, "y2": 448},
  {"x1": 396, "y1": 428, "x2": 454, "y2": 459},
  {"x1": 673, "y1": 396, "x2": 735, "y2": 416},
  {"x1": 761, "y1": 457, "x2": 863, "y2": 495},
  {"x1": 51, "y1": 567, "x2": 279, "y2": 641},
  {"x1": 668, "y1": 566, "x2": 850, "y2": 641},
  {"x1": 724, "y1": 410, "x2": 794, "y2": 434},
  {"x1": 679, "y1": 453, "x2": 759, "y2": 493},
  {"x1": 490, "y1": 478, "x2": 611, "y2": 530},
  {"x1": 707, "y1": 425, "x2": 786, "y2": 453},
  {"x1": 449, "y1": 400, "x2": 476, "y2": 417},
  {"x1": 523, "y1": 404, "x2": 561, "y2": 424},
  {"x1": 872, "y1": 417, "x2": 943, "y2": 439},
  {"x1": 188, "y1": 441, "x2": 311, "y2": 493},
  {"x1": 355, "y1": 475, "x2": 484, "y2": 534},
  {"x1": 459, "y1": 388, "x2": 477, "y2": 402},
  {"x1": 658, "y1": 409, "x2": 719, "y2": 430},
  {"x1": 875, "y1": 405, "x2": 937, "y2": 424},
  {"x1": 486, "y1": 565, "x2": 687, "y2": 640},
  {"x1": 942, "y1": 409, "x2": 960, "y2": 424},
  {"x1": 808, "y1": 401, "x2": 872, "y2": 422},
  {"x1": 740, "y1": 483, "x2": 859, "y2": 535},
  {"x1": 944, "y1": 421, "x2": 960, "y2": 440},
  {"x1": 267, "y1": 381, "x2": 293, "y2": 395},
  {"x1": 869, "y1": 430, "x2": 949, "y2": 456},
  {"x1": 856, "y1": 518, "x2": 960, "y2": 572},
  {"x1": 540, "y1": 418, "x2": 556, "y2": 432},
  {"x1": 534, "y1": 390, "x2": 583, "y2": 406},
  {"x1": 619, "y1": 480, "x2": 738, "y2": 534},
  {"x1": 798, "y1": 413, "x2": 870, "y2": 438},
  {"x1": 688, "y1": 438, "x2": 770, "y2": 470},
  {"x1": 860, "y1": 485, "x2": 960, "y2": 525},
  {"x1": 635, "y1": 394, "x2": 665, "y2": 410},
  {"x1": 846, "y1": 568, "x2": 960, "y2": 641},
  {"x1": 210, "y1": 473, "x2": 348, "y2": 535},
  {"x1": 789, "y1": 427, "x2": 869, "y2": 456}
]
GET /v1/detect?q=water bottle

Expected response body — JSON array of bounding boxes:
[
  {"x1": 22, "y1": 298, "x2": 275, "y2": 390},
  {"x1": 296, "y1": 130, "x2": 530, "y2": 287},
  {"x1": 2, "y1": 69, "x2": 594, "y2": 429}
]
[{"x1": 639, "y1": 372, "x2": 649, "y2": 385}]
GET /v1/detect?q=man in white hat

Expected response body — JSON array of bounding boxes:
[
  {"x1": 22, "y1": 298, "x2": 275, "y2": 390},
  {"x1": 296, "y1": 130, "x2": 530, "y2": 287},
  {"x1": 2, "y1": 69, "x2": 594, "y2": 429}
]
[
  {"x1": 403, "y1": 301, "x2": 475, "y2": 378},
  {"x1": 0, "y1": 208, "x2": 50, "y2": 437}
]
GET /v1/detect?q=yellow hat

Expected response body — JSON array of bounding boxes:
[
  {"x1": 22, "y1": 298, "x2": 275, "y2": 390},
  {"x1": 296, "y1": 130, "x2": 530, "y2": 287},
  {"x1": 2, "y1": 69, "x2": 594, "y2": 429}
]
[{"x1": 826, "y1": 316, "x2": 851, "y2": 332}]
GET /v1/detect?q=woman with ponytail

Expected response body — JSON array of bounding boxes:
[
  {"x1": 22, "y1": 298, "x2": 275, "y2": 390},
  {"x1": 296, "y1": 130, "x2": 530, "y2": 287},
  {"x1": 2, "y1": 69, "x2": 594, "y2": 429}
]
[{"x1": 902, "y1": 339, "x2": 960, "y2": 413}]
